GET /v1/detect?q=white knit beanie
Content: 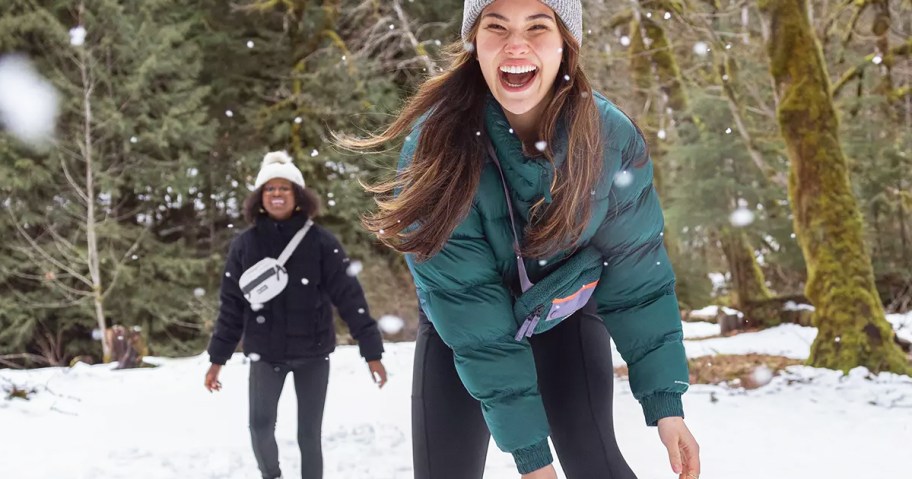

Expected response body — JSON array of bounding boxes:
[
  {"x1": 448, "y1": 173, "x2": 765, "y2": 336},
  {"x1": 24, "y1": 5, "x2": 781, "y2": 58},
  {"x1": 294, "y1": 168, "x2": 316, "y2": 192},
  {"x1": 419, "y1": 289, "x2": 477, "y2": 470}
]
[
  {"x1": 461, "y1": 0, "x2": 583, "y2": 46},
  {"x1": 254, "y1": 151, "x2": 306, "y2": 189}
]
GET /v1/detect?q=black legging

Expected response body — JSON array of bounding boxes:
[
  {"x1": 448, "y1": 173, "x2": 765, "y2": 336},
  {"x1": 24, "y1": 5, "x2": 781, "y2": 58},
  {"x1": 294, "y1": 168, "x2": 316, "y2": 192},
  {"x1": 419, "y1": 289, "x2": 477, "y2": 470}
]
[
  {"x1": 412, "y1": 308, "x2": 637, "y2": 479},
  {"x1": 249, "y1": 356, "x2": 330, "y2": 479}
]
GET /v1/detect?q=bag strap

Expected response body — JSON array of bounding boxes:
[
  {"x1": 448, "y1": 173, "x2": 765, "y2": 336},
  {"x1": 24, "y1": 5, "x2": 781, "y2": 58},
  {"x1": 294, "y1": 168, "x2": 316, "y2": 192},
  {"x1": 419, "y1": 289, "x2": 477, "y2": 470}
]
[
  {"x1": 485, "y1": 141, "x2": 534, "y2": 293},
  {"x1": 277, "y1": 219, "x2": 314, "y2": 266}
]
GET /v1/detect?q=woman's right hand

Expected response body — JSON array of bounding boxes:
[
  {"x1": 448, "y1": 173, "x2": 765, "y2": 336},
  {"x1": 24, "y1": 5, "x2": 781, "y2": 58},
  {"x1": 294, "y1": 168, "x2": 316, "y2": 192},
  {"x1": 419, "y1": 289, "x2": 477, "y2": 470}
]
[
  {"x1": 521, "y1": 464, "x2": 557, "y2": 479},
  {"x1": 204, "y1": 364, "x2": 223, "y2": 392}
]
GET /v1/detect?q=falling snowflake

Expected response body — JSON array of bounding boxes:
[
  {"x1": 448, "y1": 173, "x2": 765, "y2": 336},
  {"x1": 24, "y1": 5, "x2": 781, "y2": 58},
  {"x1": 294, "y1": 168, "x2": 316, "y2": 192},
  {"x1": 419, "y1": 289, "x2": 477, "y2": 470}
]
[
  {"x1": 614, "y1": 170, "x2": 634, "y2": 188},
  {"x1": 130, "y1": 136, "x2": 138, "y2": 144},
  {"x1": 358, "y1": 308, "x2": 365, "y2": 314},
  {"x1": 463, "y1": 42, "x2": 475, "y2": 53},
  {"x1": 693, "y1": 41, "x2": 710, "y2": 56},
  {"x1": 751, "y1": 365, "x2": 773, "y2": 387},
  {"x1": 346, "y1": 260, "x2": 363, "y2": 277},
  {"x1": 301, "y1": 278, "x2": 310, "y2": 285},
  {"x1": 872, "y1": 55, "x2": 883, "y2": 65},
  {"x1": 730, "y1": 207, "x2": 755, "y2": 227},
  {"x1": 657, "y1": 129, "x2": 667, "y2": 140},
  {"x1": 193, "y1": 288, "x2": 205, "y2": 298},
  {"x1": 535, "y1": 141, "x2": 547, "y2": 152},
  {"x1": 225, "y1": 110, "x2": 234, "y2": 118},
  {"x1": 378, "y1": 315, "x2": 405, "y2": 335},
  {"x1": 246, "y1": 40, "x2": 255, "y2": 49},
  {"x1": 620, "y1": 36, "x2": 631, "y2": 47},
  {"x1": 249, "y1": 353, "x2": 261, "y2": 362},
  {"x1": 0, "y1": 55, "x2": 59, "y2": 145},
  {"x1": 69, "y1": 26, "x2": 87, "y2": 46}
]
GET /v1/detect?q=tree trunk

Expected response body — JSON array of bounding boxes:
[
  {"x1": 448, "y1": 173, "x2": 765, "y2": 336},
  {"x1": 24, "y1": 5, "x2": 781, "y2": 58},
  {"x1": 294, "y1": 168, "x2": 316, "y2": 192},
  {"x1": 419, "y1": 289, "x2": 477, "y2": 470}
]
[
  {"x1": 758, "y1": 0, "x2": 909, "y2": 374},
  {"x1": 722, "y1": 228, "x2": 771, "y2": 304},
  {"x1": 79, "y1": 42, "x2": 111, "y2": 363},
  {"x1": 633, "y1": 6, "x2": 766, "y2": 311}
]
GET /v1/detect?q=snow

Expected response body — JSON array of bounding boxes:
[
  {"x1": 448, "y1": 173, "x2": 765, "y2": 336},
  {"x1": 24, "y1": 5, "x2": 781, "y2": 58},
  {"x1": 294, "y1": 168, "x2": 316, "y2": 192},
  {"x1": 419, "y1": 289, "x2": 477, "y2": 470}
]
[
  {"x1": 729, "y1": 206, "x2": 755, "y2": 227},
  {"x1": 690, "y1": 304, "x2": 743, "y2": 318},
  {"x1": 377, "y1": 315, "x2": 405, "y2": 335},
  {"x1": 783, "y1": 300, "x2": 815, "y2": 312},
  {"x1": 887, "y1": 312, "x2": 912, "y2": 343},
  {"x1": 69, "y1": 26, "x2": 87, "y2": 47},
  {"x1": 2, "y1": 319, "x2": 910, "y2": 478},
  {"x1": 0, "y1": 55, "x2": 59, "y2": 145},
  {"x1": 614, "y1": 170, "x2": 633, "y2": 188},
  {"x1": 681, "y1": 321, "x2": 721, "y2": 339}
]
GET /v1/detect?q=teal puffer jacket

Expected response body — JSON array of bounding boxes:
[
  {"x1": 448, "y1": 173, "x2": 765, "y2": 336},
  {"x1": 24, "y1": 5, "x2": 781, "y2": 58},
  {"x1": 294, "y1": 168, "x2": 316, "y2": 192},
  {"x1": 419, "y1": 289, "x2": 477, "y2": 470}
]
[{"x1": 401, "y1": 92, "x2": 689, "y2": 474}]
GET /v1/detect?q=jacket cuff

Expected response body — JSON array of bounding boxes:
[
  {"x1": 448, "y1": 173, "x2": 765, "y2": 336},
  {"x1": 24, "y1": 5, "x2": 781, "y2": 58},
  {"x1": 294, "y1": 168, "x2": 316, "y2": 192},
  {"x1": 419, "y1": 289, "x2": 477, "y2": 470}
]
[
  {"x1": 641, "y1": 391, "x2": 684, "y2": 426},
  {"x1": 512, "y1": 438, "x2": 553, "y2": 474},
  {"x1": 358, "y1": 335, "x2": 385, "y2": 361},
  {"x1": 209, "y1": 355, "x2": 228, "y2": 366}
]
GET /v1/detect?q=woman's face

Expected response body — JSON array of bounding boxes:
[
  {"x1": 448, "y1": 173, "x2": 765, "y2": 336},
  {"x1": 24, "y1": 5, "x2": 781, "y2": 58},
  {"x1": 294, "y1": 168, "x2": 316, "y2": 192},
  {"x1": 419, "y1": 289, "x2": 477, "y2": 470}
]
[
  {"x1": 261, "y1": 178, "x2": 296, "y2": 221},
  {"x1": 474, "y1": 0, "x2": 564, "y2": 117}
]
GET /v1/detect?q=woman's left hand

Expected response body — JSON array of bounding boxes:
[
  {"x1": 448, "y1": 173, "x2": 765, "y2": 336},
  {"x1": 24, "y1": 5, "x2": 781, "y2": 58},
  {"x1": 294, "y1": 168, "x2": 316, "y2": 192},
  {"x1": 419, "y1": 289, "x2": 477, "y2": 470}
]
[
  {"x1": 657, "y1": 416, "x2": 700, "y2": 479},
  {"x1": 367, "y1": 360, "x2": 388, "y2": 389}
]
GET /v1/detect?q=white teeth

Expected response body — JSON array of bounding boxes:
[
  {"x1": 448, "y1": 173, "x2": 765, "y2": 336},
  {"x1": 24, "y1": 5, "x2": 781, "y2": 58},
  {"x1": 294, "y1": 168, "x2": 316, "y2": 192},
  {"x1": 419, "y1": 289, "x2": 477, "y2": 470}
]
[{"x1": 499, "y1": 65, "x2": 537, "y2": 74}]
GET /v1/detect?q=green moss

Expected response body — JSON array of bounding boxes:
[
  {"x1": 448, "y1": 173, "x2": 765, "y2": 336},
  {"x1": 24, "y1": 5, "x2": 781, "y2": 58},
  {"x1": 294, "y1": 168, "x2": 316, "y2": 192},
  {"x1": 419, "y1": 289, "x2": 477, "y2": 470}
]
[{"x1": 760, "y1": 0, "x2": 911, "y2": 375}]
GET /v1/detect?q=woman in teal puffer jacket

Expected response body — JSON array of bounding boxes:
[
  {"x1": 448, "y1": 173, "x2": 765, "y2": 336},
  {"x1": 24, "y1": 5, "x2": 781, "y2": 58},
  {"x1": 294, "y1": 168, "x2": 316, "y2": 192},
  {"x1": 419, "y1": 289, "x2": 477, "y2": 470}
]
[{"x1": 339, "y1": 1, "x2": 701, "y2": 478}]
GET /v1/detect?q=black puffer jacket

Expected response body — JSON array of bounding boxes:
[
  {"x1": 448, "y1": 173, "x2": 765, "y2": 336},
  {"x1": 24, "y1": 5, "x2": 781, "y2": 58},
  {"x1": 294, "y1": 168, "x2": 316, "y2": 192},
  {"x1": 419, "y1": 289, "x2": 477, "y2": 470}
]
[{"x1": 207, "y1": 213, "x2": 384, "y2": 365}]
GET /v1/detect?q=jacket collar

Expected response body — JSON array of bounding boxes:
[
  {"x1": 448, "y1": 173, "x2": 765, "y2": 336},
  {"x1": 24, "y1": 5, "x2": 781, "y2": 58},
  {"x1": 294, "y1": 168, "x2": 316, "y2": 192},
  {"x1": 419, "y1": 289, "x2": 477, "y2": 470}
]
[{"x1": 483, "y1": 95, "x2": 569, "y2": 215}]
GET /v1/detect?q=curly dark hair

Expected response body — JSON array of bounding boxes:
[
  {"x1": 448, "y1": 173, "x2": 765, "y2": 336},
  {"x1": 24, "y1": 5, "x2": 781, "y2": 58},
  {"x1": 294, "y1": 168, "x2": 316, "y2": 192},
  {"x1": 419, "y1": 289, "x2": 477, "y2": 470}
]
[{"x1": 242, "y1": 183, "x2": 322, "y2": 223}]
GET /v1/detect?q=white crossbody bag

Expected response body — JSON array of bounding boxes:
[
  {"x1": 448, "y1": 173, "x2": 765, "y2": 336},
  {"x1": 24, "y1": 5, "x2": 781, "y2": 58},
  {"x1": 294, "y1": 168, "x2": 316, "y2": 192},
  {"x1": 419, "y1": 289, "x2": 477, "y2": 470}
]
[{"x1": 238, "y1": 219, "x2": 314, "y2": 305}]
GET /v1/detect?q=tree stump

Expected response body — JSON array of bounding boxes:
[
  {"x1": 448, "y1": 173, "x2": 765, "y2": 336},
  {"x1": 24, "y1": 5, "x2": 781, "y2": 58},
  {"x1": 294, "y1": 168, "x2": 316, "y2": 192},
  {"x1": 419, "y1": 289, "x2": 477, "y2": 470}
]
[{"x1": 105, "y1": 325, "x2": 148, "y2": 369}]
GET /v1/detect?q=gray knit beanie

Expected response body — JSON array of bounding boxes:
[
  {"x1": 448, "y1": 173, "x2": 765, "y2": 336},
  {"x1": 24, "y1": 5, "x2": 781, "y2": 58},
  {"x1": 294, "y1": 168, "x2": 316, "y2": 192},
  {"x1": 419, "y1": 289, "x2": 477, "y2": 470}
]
[{"x1": 461, "y1": 0, "x2": 583, "y2": 46}]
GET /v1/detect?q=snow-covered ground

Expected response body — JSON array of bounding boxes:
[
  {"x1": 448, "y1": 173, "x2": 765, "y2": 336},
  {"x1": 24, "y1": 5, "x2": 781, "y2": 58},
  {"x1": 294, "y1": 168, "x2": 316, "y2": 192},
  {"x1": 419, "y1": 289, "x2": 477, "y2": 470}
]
[{"x1": 2, "y1": 314, "x2": 910, "y2": 479}]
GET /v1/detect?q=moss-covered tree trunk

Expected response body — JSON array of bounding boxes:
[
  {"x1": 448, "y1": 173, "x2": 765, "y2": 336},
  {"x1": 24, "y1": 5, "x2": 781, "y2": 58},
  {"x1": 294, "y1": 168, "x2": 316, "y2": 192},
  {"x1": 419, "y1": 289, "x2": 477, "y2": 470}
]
[
  {"x1": 719, "y1": 227, "x2": 782, "y2": 328},
  {"x1": 632, "y1": 5, "x2": 768, "y2": 313},
  {"x1": 758, "y1": 0, "x2": 909, "y2": 374}
]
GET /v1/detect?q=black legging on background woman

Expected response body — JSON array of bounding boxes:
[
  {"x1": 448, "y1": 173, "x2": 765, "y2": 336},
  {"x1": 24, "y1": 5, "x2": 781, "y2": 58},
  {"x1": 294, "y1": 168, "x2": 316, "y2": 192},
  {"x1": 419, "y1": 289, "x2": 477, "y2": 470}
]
[{"x1": 412, "y1": 305, "x2": 638, "y2": 479}]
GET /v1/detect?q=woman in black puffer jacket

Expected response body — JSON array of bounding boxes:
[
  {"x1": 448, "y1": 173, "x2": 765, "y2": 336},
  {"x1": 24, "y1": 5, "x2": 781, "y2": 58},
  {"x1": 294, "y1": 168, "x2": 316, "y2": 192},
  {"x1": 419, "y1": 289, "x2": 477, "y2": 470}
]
[{"x1": 204, "y1": 151, "x2": 387, "y2": 479}]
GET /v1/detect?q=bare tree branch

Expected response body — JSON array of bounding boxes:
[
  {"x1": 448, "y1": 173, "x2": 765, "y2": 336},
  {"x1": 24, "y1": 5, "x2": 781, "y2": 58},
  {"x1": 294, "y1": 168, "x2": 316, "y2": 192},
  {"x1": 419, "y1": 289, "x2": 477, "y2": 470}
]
[{"x1": 832, "y1": 38, "x2": 912, "y2": 97}]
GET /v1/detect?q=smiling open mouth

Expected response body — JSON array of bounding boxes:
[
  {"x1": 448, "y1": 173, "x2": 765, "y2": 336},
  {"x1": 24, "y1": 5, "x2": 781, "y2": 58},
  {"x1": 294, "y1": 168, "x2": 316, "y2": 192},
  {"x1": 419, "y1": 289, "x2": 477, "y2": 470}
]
[{"x1": 499, "y1": 65, "x2": 538, "y2": 90}]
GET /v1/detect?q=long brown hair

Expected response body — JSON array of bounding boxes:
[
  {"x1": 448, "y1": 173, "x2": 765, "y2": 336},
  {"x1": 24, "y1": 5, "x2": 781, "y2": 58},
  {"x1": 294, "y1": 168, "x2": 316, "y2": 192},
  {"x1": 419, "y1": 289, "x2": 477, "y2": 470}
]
[{"x1": 336, "y1": 20, "x2": 603, "y2": 261}]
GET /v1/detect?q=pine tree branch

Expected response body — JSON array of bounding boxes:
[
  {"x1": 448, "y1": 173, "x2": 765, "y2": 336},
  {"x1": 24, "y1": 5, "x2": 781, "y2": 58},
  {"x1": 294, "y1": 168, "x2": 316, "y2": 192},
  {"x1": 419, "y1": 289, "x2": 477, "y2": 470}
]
[
  {"x1": 44, "y1": 221, "x2": 86, "y2": 265},
  {"x1": 7, "y1": 211, "x2": 93, "y2": 287},
  {"x1": 102, "y1": 226, "x2": 150, "y2": 301}
]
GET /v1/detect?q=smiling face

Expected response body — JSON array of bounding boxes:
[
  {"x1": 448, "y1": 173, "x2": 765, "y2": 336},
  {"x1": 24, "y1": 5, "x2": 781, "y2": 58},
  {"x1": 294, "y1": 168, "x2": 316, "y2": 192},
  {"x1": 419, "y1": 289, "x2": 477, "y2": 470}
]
[
  {"x1": 474, "y1": 0, "x2": 564, "y2": 119},
  {"x1": 261, "y1": 178, "x2": 296, "y2": 221}
]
